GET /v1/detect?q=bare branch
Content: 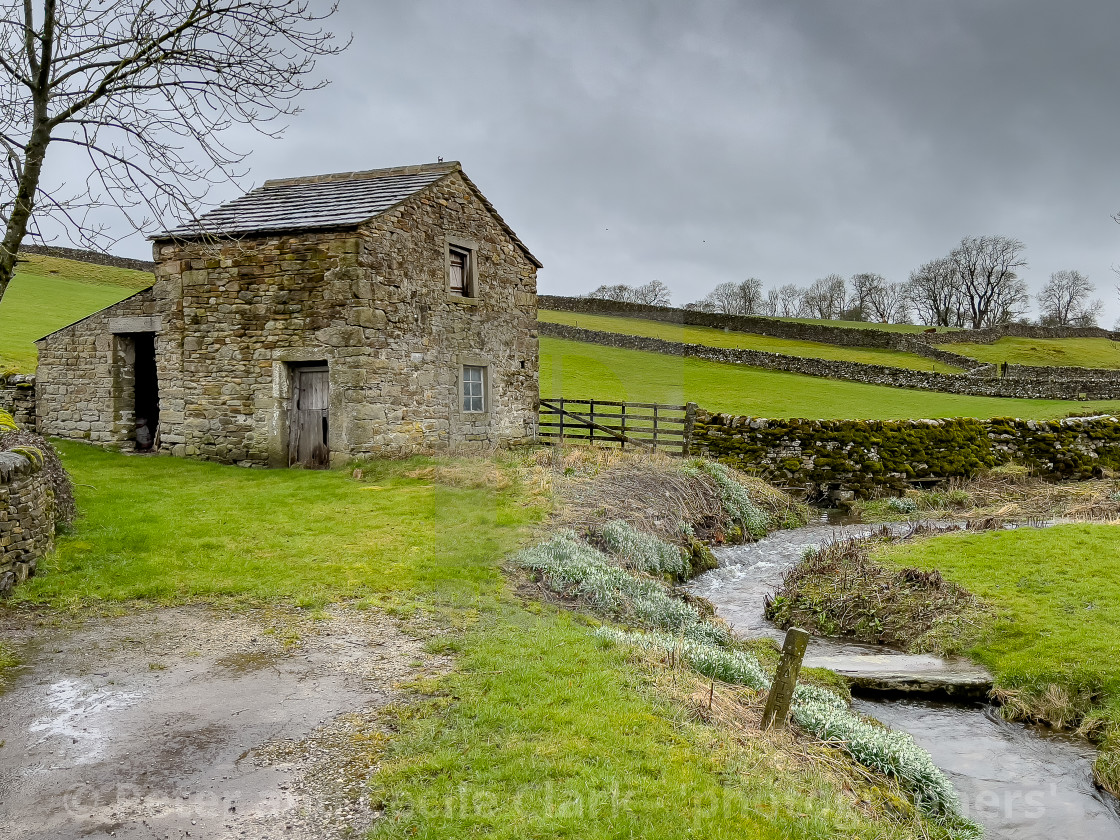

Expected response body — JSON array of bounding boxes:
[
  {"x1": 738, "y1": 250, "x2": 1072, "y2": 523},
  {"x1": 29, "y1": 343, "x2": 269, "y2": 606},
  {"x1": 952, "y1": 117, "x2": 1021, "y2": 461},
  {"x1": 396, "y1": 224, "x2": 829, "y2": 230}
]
[{"x1": 0, "y1": 0, "x2": 346, "y2": 302}]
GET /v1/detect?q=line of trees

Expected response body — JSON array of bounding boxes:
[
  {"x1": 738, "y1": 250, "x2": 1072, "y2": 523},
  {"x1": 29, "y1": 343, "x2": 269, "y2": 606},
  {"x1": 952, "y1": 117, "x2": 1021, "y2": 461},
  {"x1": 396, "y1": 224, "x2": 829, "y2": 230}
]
[{"x1": 586, "y1": 235, "x2": 1109, "y2": 329}]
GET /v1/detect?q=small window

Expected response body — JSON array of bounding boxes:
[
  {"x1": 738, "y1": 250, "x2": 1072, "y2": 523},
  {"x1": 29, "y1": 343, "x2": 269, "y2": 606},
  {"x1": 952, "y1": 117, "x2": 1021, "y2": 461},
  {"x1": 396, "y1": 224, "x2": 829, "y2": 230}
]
[
  {"x1": 449, "y1": 246, "x2": 471, "y2": 296},
  {"x1": 462, "y1": 365, "x2": 485, "y2": 412}
]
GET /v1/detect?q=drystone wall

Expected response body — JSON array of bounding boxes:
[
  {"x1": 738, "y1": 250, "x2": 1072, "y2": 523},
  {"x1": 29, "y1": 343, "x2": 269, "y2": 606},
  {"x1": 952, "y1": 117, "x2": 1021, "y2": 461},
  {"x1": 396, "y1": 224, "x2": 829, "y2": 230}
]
[
  {"x1": 18, "y1": 244, "x2": 156, "y2": 273},
  {"x1": 539, "y1": 295, "x2": 1120, "y2": 363},
  {"x1": 0, "y1": 420, "x2": 54, "y2": 595},
  {"x1": 690, "y1": 411, "x2": 1120, "y2": 500},
  {"x1": 923, "y1": 321, "x2": 1120, "y2": 346},
  {"x1": 540, "y1": 322, "x2": 1120, "y2": 400},
  {"x1": 0, "y1": 374, "x2": 37, "y2": 429}
]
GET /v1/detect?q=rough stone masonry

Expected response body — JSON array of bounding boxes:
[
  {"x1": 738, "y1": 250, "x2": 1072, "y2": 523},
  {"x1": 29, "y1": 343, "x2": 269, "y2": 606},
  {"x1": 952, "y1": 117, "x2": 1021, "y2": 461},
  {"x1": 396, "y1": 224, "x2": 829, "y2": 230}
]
[
  {"x1": 0, "y1": 441, "x2": 54, "y2": 596},
  {"x1": 34, "y1": 162, "x2": 541, "y2": 466}
]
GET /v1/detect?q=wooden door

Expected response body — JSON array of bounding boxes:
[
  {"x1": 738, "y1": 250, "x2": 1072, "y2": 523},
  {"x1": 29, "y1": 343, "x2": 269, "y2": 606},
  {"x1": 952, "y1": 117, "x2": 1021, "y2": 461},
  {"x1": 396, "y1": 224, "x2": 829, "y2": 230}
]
[{"x1": 289, "y1": 367, "x2": 329, "y2": 468}]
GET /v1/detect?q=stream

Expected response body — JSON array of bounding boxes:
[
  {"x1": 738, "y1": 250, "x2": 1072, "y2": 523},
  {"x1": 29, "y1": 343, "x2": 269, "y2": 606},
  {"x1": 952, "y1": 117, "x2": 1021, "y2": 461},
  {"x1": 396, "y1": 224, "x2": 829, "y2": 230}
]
[{"x1": 687, "y1": 519, "x2": 1120, "y2": 839}]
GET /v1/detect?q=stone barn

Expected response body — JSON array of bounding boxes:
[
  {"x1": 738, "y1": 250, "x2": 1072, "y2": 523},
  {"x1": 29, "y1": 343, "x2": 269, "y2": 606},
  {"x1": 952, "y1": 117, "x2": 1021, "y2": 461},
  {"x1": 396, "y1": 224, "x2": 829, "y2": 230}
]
[{"x1": 35, "y1": 161, "x2": 541, "y2": 466}]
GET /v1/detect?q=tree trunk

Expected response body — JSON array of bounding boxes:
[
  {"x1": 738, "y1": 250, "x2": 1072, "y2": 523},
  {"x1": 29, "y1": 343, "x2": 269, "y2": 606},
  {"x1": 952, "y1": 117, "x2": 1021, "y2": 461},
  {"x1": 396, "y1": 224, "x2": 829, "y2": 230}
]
[{"x1": 0, "y1": 122, "x2": 51, "y2": 306}]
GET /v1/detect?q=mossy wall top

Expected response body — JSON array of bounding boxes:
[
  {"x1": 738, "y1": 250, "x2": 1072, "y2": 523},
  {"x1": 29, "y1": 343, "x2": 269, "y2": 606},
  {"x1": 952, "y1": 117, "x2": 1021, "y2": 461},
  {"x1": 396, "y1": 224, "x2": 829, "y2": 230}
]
[{"x1": 690, "y1": 410, "x2": 1120, "y2": 499}]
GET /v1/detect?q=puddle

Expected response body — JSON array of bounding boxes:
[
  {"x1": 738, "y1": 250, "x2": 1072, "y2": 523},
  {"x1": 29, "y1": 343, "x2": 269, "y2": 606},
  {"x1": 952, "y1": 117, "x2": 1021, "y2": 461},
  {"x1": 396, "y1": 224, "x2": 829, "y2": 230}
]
[{"x1": 0, "y1": 606, "x2": 430, "y2": 839}]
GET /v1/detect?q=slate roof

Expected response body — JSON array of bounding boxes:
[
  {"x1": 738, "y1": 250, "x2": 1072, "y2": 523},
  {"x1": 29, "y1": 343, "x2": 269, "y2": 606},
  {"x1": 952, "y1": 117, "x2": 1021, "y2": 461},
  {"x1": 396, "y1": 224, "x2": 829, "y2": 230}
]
[{"x1": 156, "y1": 161, "x2": 541, "y2": 267}]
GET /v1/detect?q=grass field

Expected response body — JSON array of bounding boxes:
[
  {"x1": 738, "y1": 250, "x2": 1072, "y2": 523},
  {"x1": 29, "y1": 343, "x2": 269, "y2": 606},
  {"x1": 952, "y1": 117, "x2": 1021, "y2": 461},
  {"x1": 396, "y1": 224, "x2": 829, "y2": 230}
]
[
  {"x1": 0, "y1": 255, "x2": 153, "y2": 373},
  {"x1": 541, "y1": 309, "x2": 964, "y2": 372},
  {"x1": 5, "y1": 444, "x2": 948, "y2": 840},
  {"x1": 771, "y1": 315, "x2": 955, "y2": 334},
  {"x1": 541, "y1": 336, "x2": 1120, "y2": 420},
  {"x1": 943, "y1": 337, "x2": 1120, "y2": 369},
  {"x1": 876, "y1": 524, "x2": 1120, "y2": 789}
]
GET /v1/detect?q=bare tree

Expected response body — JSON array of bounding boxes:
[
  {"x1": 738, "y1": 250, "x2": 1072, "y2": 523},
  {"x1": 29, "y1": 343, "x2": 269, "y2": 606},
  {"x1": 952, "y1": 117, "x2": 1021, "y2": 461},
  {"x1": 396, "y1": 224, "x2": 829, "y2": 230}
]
[
  {"x1": 1037, "y1": 270, "x2": 1102, "y2": 327},
  {"x1": 631, "y1": 279, "x2": 671, "y2": 306},
  {"x1": 803, "y1": 274, "x2": 848, "y2": 320},
  {"x1": 698, "y1": 277, "x2": 764, "y2": 315},
  {"x1": 587, "y1": 283, "x2": 635, "y2": 302},
  {"x1": 0, "y1": 0, "x2": 345, "y2": 304},
  {"x1": 907, "y1": 257, "x2": 964, "y2": 327},
  {"x1": 776, "y1": 283, "x2": 806, "y2": 317},
  {"x1": 761, "y1": 286, "x2": 780, "y2": 317},
  {"x1": 589, "y1": 280, "x2": 671, "y2": 306},
  {"x1": 701, "y1": 281, "x2": 742, "y2": 314},
  {"x1": 949, "y1": 235, "x2": 1029, "y2": 329},
  {"x1": 848, "y1": 272, "x2": 885, "y2": 321},
  {"x1": 866, "y1": 281, "x2": 912, "y2": 323}
]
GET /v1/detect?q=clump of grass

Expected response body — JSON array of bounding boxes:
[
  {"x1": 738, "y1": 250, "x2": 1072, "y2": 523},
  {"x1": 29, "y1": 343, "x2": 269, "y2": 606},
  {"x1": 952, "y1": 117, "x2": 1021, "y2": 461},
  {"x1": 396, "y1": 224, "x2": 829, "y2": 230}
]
[
  {"x1": 766, "y1": 536, "x2": 987, "y2": 655},
  {"x1": 681, "y1": 457, "x2": 773, "y2": 537},
  {"x1": 854, "y1": 469, "x2": 1120, "y2": 524},
  {"x1": 516, "y1": 533, "x2": 729, "y2": 646},
  {"x1": 593, "y1": 519, "x2": 688, "y2": 578},
  {"x1": 887, "y1": 497, "x2": 918, "y2": 514}
]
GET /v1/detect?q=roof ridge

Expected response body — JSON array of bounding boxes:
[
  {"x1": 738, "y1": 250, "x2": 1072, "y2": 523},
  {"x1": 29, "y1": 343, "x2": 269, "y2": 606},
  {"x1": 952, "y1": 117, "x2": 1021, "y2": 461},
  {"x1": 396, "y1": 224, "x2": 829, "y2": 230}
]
[{"x1": 264, "y1": 161, "x2": 459, "y2": 189}]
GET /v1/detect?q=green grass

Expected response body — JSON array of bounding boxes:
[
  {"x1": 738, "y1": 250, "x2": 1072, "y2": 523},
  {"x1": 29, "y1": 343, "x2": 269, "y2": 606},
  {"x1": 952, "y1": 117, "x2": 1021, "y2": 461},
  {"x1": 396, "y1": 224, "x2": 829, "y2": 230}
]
[
  {"x1": 760, "y1": 315, "x2": 953, "y2": 334},
  {"x1": 16, "y1": 253, "x2": 154, "y2": 289},
  {"x1": 942, "y1": 337, "x2": 1120, "y2": 369},
  {"x1": 876, "y1": 525, "x2": 1120, "y2": 789},
  {"x1": 6, "y1": 443, "x2": 948, "y2": 839},
  {"x1": 14, "y1": 444, "x2": 528, "y2": 609},
  {"x1": 876, "y1": 525, "x2": 1120, "y2": 698},
  {"x1": 541, "y1": 309, "x2": 964, "y2": 373},
  {"x1": 541, "y1": 336, "x2": 1120, "y2": 420},
  {"x1": 0, "y1": 255, "x2": 153, "y2": 373}
]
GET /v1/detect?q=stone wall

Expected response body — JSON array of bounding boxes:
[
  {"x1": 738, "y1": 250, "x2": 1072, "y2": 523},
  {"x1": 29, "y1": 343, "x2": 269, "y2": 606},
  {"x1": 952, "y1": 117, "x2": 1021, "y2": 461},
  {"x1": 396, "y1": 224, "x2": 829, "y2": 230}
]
[
  {"x1": 690, "y1": 411, "x2": 1120, "y2": 500},
  {"x1": 923, "y1": 321, "x2": 1120, "y2": 346},
  {"x1": 540, "y1": 322, "x2": 1120, "y2": 401},
  {"x1": 0, "y1": 374, "x2": 37, "y2": 428},
  {"x1": 0, "y1": 440, "x2": 54, "y2": 595},
  {"x1": 37, "y1": 170, "x2": 539, "y2": 465},
  {"x1": 18, "y1": 243, "x2": 156, "y2": 273},
  {"x1": 36, "y1": 289, "x2": 156, "y2": 447},
  {"x1": 538, "y1": 295, "x2": 1120, "y2": 365},
  {"x1": 538, "y1": 295, "x2": 978, "y2": 368}
]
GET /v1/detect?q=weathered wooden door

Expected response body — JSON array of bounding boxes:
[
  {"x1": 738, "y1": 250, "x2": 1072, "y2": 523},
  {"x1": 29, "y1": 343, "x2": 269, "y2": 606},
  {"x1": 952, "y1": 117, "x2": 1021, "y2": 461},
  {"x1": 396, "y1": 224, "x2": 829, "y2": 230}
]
[{"x1": 289, "y1": 366, "x2": 329, "y2": 468}]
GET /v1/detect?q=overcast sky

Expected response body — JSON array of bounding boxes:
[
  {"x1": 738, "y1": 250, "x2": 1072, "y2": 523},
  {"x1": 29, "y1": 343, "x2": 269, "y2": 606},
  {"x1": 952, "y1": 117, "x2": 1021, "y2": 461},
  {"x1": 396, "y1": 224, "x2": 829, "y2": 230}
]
[{"x1": 62, "y1": 0, "x2": 1120, "y2": 325}]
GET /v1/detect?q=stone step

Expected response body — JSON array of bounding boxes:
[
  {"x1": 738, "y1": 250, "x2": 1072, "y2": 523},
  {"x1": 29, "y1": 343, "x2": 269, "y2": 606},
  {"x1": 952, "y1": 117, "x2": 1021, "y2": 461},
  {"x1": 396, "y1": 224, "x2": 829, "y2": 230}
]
[{"x1": 805, "y1": 652, "x2": 993, "y2": 698}]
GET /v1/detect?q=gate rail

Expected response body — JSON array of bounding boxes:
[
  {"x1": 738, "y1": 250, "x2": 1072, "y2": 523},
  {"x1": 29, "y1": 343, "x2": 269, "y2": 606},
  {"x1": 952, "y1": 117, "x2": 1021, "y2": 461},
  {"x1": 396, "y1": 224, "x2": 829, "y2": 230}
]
[{"x1": 537, "y1": 398, "x2": 697, "y2": 455}]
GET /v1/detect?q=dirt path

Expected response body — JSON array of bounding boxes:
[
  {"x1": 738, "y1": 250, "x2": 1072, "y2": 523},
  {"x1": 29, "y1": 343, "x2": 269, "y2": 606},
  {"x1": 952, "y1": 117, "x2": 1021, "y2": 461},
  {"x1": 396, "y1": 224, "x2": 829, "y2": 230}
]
[{"x1": 0, "y1": 605, "x2": 443, "y2": 839}]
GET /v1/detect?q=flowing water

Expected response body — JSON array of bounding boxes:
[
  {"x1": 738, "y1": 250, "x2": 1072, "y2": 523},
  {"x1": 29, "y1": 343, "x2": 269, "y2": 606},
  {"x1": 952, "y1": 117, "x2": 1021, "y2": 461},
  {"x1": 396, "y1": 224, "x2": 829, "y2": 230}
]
[{"x1": 687, "y1": 519, "x2": 1120, "y2": 839}]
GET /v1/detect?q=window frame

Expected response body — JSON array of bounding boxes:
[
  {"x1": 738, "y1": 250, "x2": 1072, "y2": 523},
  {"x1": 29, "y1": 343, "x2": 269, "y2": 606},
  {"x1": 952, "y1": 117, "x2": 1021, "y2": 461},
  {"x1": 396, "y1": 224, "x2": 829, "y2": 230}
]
[
  {"x1": 461, "y1": 364, "x2": 488, "y2": 414},
  {"x1": 445, "y1": 236, "x2": 479, "y2": 302}
]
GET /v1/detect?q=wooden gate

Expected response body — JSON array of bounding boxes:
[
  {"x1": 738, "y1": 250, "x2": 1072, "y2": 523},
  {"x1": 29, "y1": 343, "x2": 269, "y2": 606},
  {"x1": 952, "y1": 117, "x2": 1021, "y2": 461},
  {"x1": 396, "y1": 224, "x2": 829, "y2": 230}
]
[
  {"x1": 289, "y1": 366, "x2": 330, "y2": 468},
  {"x1": 538, "y1": 399, "x2": 695, "y2": 455}
]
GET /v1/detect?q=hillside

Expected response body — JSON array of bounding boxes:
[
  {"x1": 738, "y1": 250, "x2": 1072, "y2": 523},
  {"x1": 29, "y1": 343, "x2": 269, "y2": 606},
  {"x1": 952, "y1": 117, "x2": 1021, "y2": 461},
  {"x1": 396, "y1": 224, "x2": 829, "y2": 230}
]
[
  {"x1": 540, "y1": 308, "x2": 964, "y2": 372},
  {"x1": 0, "y1": 254, "x2": 153, "y2": 373},
  {"x1": 540, "y1": 336, "x2": 1120, "y2": 420},
  {"x1": 942, "y1": 336, "x2": 1120, "y2": 369}
]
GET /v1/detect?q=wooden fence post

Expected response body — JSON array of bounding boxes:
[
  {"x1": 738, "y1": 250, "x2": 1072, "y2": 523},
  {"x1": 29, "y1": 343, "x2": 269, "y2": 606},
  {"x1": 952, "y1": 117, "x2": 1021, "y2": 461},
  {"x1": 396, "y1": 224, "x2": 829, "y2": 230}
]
[
  {"x1": 620, "y1": 402, "x2": 627, "y2": 449},
  {"x1": 682, "y1": 401, "x2": 698, "y2": 456},
  {"x1": 588, "y1": 399, "x2": 596, "y2": 446},
  {"x1": 760, "y1": 627, "x2": 810, "y2": 731}
]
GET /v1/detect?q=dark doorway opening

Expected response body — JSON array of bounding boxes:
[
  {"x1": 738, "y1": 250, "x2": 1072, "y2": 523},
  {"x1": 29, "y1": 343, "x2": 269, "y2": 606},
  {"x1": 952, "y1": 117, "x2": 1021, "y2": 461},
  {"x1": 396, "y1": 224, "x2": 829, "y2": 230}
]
[
  {"x1": 133, "y1": 333, "x2": 159, "y2": 451},
  {"x1": 288, "y1": 364, "x2": 329, "y2": 468}
]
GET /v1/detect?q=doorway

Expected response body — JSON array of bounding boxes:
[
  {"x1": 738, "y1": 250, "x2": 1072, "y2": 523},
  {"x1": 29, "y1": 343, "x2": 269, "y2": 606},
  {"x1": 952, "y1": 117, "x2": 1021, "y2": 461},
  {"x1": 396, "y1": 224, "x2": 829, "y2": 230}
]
[
  {"x1": 115, "y1": 332, "x2": 159, "y2": 451},
  {"x1": 288, "y1": 364, "x2": 329, "y2": 468}
]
